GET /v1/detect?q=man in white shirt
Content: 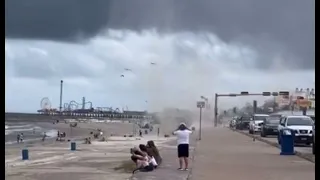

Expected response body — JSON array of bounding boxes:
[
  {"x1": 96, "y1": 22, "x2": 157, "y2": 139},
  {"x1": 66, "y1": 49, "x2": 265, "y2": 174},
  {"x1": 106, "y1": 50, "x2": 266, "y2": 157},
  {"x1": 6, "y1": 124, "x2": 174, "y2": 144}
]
[{"x1": 173, "y1": 123, "x2": 193, "y2": 171}]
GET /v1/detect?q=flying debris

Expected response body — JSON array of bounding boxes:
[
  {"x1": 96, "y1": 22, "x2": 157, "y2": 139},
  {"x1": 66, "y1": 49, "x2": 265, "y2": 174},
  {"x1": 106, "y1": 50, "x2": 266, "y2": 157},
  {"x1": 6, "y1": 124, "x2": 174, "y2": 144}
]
[
  {"x1": 150, "y1": 62, "x2": 156, "y2": 65},
  {"x1": 120, "y1": 75, "x2": 124, "y2": 77}
]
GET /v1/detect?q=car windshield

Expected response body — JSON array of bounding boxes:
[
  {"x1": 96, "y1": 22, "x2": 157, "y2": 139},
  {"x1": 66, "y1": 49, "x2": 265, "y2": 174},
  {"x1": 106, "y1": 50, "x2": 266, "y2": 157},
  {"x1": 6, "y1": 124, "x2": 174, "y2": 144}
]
[
  {"x1": 241, "y1": 116, "x2": 251, "y2": 121},
  {"x1": 265, "y1": 119, "x2": 279, "y2": 124},
  {"x1": 253, "y1": 115, "x2": 268, "y2": 121},
  {"x1": 269, "y1": 114, "x2": 282, "y2": 118},
  {"x1": 309, "y1": 116, "x2": 315, "y2": 121},
  {"x1": 287, "y1": 117, "x2": 314, "y2": 126}
]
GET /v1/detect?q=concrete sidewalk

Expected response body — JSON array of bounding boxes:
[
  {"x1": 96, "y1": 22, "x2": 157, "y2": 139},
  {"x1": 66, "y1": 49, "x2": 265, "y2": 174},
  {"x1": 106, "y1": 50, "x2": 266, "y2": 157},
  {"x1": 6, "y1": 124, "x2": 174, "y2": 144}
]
[{"x1": 190, "y1": 127, "x2": 314, "y2": 180}]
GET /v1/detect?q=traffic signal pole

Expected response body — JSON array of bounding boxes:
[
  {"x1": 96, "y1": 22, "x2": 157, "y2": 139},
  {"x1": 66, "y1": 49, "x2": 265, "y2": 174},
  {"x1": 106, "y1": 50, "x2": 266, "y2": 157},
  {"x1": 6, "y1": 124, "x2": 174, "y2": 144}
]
[
  {"x1": 213, "y1": 91, "x2": 289, "y2": 127},
  {"x1": 214, "y1": 93, "x2": 218, "y2": 127}
]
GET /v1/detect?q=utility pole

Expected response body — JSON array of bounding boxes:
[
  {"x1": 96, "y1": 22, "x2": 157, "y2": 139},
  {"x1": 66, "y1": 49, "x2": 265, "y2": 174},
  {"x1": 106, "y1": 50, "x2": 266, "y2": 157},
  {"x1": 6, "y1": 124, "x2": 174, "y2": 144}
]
[
  {"x1": 253, "y1": 100, "x2": 257, "y2": 113},
  {"x1": 59, "y1": 80, "x2": 63, "y2": 114},
  {"x1": 273, "y1": 96, "x2": 277, "y2": 112}
]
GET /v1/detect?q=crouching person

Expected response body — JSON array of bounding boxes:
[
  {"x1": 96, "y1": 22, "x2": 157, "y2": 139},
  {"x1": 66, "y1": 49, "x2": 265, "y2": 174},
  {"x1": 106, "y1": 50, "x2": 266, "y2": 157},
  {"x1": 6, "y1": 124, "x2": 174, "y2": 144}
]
[
  {"x1": 139, "y1": 144, "x2": 159, "y2": 169},
  {"x1": 130, "y1": 146, "x2": 156, "y2": 174}
]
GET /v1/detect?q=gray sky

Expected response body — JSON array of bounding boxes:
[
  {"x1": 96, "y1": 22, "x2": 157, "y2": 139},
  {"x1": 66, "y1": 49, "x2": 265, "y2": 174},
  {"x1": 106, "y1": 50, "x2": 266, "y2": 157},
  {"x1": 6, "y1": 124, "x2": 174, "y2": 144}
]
[
  {"x1": 6, "y1": 0, "x2": 315, "y2": 69},
  {"x1": 5, "y1": 0, "x2": 315, "y2": 112}
]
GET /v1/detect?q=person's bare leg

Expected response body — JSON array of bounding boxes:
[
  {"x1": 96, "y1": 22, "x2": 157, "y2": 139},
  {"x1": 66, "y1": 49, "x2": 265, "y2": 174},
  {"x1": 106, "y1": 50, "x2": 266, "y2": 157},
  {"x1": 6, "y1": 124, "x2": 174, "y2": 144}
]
[
  {"x1": 184, "y1": 157, "x2": 189, "y2": 169},
  {"x1": 179, "y1": 157, "x2": 183, "y2": 169}
]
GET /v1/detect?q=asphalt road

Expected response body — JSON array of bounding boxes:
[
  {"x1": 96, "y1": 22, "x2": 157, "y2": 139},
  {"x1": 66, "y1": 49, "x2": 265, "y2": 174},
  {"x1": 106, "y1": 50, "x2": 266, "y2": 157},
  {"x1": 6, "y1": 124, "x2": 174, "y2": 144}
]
[{"x1": 241, "y1": 130, "x2": 313, "y2": 155}]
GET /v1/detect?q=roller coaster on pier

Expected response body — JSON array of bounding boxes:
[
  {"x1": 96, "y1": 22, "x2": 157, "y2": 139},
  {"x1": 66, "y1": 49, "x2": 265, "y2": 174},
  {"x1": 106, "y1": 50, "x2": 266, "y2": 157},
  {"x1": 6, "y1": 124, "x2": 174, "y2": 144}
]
[{"x1": 37, "y1": 97, "x2": 151, "y2": 119}]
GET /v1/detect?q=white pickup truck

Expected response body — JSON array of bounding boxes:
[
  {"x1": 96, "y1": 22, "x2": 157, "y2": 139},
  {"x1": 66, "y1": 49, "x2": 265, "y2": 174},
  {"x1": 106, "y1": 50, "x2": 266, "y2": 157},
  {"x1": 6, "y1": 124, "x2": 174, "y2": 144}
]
[{"x1": 312, "y1": 123, "x2": 315, "y2": 154}]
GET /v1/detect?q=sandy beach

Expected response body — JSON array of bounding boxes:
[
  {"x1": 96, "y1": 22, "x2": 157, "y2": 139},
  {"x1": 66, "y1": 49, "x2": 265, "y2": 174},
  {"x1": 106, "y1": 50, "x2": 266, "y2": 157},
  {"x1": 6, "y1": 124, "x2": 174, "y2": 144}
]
[
  {"x1": 6, "y1": 119, "x2": 141, "y2": 145},
  {"x1": 5, "y1": 120, "x2": 177, "y2": 180}
]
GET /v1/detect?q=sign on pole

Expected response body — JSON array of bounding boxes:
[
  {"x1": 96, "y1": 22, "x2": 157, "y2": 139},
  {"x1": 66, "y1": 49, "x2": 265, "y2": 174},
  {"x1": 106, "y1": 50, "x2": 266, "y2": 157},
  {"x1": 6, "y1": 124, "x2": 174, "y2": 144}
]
[
  {"x1": 197, "y1": 101, "x2": 205, "y2": 108},
  {"x1": 197, "y1": 101, "x2": 205, "y2": 140}
]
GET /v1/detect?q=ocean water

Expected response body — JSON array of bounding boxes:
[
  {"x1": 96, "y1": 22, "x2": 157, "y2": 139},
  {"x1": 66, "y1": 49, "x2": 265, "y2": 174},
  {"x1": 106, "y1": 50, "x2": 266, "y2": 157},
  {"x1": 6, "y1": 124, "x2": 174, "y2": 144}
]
[{"x1": 5, "y1": 122, "x2": 58, "y2": 144}]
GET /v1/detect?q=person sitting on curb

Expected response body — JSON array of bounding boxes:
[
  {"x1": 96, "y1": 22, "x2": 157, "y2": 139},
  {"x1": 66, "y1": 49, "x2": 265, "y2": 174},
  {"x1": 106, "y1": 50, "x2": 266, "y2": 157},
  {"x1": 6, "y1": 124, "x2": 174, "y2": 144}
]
[
  {"x1": 130, "y1": 147, "x2": 154, "y2": 174},
  {"x1": 139, "y1": 144, "x2": 158, "y2": 168},
  {"x1": 146, "y1": 140, "x2": 162, "y2": 166}
]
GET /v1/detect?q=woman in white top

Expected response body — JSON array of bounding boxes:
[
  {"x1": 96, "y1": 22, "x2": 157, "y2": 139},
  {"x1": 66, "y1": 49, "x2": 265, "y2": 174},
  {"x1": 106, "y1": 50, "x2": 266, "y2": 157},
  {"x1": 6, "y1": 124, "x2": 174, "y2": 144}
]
[
  {"x1": 131, "y1": 145, "x2": 156, "y2": 173},
  {"x1": 131, "y1": 147, "x2": 150, "y2": 168},
  {"x1": 173, "y1": 123, "x2": 193, "y2": 171}
]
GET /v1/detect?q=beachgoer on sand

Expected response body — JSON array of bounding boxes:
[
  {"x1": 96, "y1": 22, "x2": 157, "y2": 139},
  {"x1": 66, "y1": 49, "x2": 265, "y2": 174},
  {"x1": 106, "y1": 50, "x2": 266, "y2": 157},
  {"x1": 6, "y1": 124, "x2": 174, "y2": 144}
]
[
  {"x1": 42, "y1": 132, "x2": 47, "y2": 141},
  {"x1": 57, "y1": 131, "x2": 60, "y2": 141},
  {"x1": 17, "y1": 134, "x2": 20, "y2": 143},
  {"x1": 20, "y1": 133, "x2": 24, "y2": 142},
  {"x1": 85, "y1": 137, "x2": 92, "y2": 144},
  {"x1": 172, "y1": 123, "x2": 193, "y2": 171}
]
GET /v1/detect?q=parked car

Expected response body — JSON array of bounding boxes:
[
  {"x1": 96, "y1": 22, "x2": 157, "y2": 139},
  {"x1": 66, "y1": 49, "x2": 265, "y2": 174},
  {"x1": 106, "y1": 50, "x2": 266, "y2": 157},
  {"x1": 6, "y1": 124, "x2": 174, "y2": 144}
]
[
  {"x1": 277, "y1": 115, "x2": 314, "y2": 146},
  {"x1": 260, "y1": 117, "x2": 280, "y2": 137},
  {"x1": 312, "y1": 122, "x2": 315, "y2": 154},
  {"x1": 229, "y1": 116, "x2": 238, "y2": 128},
  {"x1": 236, "y1": 115, "x2": 251, "y2": 130},
  {"x1": 249, "y1": 114, "x2": 269, "y2": 134},
  {"x1": 309, "y1": 115, "x2": 315, "y2": 122}
]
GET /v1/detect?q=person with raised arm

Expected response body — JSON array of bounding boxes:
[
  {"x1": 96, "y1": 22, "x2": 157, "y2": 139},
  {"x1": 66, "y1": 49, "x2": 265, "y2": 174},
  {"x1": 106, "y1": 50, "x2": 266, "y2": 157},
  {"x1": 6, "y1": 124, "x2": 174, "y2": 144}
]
[{"x1": 172, "y1": 123, "x2": 193, "y2": 171}]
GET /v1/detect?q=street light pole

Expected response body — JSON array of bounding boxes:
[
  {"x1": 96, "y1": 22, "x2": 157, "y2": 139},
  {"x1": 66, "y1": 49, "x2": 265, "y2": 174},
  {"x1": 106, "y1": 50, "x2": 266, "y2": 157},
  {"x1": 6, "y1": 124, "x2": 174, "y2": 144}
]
[{"x1": 197, "y1": 101, "x2": 205, "y2": 140}]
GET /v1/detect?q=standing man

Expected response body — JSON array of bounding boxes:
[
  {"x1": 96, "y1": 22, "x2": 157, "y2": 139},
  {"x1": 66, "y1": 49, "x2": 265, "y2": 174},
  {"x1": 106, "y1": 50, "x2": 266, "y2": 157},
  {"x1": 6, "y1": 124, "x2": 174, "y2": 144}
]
[{"x1": 172, "y1": 123, "x2": 193, "y2": 171}]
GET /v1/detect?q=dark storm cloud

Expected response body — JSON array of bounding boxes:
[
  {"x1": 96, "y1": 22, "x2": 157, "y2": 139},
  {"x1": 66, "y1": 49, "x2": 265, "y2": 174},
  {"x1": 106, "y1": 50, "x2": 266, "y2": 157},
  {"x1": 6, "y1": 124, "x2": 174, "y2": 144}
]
[{"x1": 5, "y1": 0, "x2": 314, "y2": 69}]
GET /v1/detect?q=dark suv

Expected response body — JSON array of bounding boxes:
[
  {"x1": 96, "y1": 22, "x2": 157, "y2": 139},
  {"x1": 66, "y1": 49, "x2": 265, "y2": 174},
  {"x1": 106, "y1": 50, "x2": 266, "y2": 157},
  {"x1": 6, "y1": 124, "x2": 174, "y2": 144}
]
[
  {"x1": 236, "y1": 115, "x2": 251, "y2": 130},
  {"x1": 260, "y1": 117, "x2": 280, "y2": 137}
]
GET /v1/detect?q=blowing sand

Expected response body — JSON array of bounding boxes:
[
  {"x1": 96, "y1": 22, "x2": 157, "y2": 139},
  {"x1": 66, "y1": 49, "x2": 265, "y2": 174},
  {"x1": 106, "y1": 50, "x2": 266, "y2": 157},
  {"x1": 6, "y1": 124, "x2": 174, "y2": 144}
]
[{"x1": 5, "y1": 120, "x2": 176, "y2": 180}]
